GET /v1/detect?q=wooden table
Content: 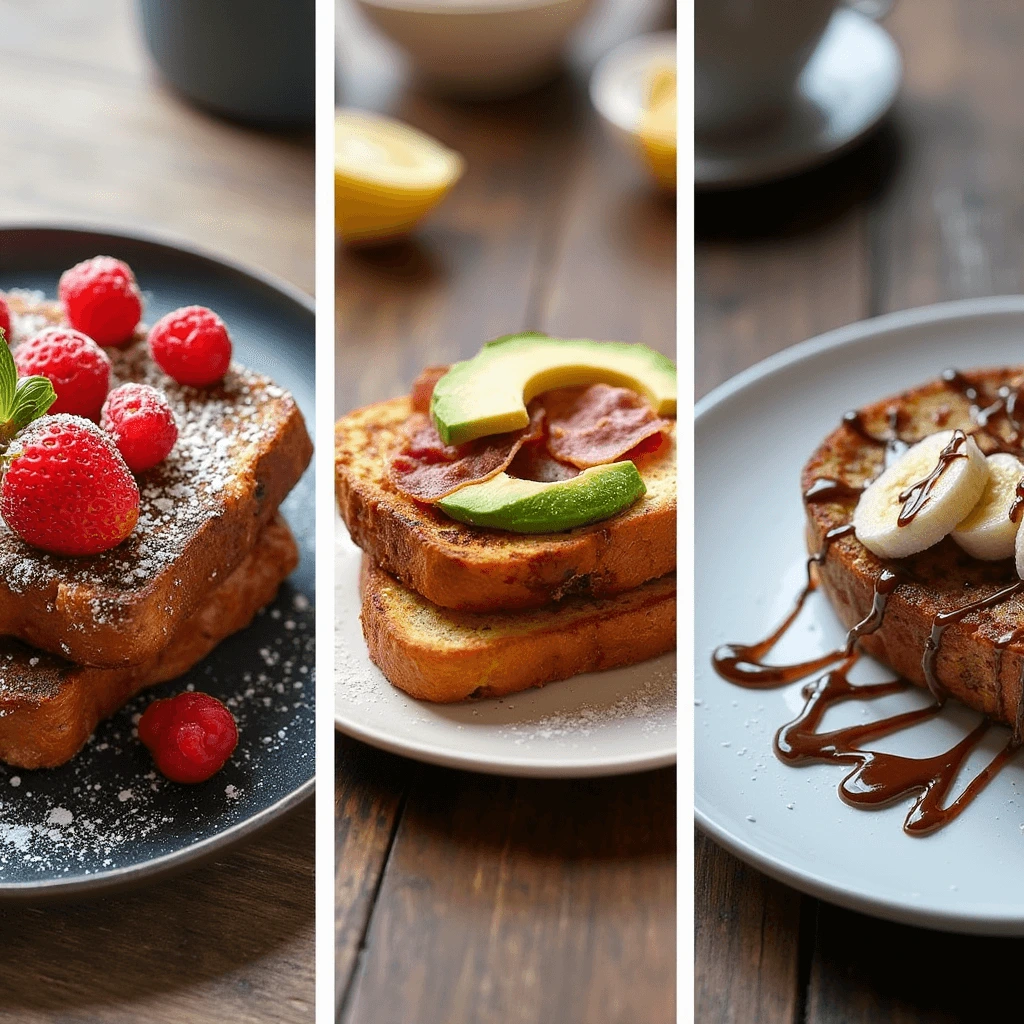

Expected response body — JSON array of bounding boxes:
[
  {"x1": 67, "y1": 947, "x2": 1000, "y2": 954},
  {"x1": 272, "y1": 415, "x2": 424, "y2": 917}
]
[
  {"x1": 0, "y1": 3, "x2": 314, "y2": 1022},
  {"x1": 696, "y1": 1, "x2": 1024, "y2": 1019},
  {"x1": 335, "y1": 3, "x2": 676, "y2": 1021}
]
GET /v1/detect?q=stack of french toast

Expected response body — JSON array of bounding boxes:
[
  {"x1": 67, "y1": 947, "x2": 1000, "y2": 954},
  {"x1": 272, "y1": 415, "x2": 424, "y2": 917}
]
[
  {"x1": 0, "y1": 288, "x2": 311, "y2": 769},
  {"x1": 335, "y1": 333, "x2": 677, "y2": 702}
]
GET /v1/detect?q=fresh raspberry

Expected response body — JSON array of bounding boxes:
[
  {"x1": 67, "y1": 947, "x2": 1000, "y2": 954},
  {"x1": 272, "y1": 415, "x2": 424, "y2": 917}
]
[
  {"x1": 138, "y1": 692, "x2": 238, "y2": 783},
  {"x1": 14, "y1": 327, "x2": 111, "y2": 421},
  {"x1": 58, "y1": 256, "x2": 143, "y2": 347},
  {"x1": 0, "y1": 294, "x2": 10, "y2": 345},
  {"x1": 101, "y1": 383, "x2": 178, "y2": 473},
  {"x1": 147, "y1": 306, "x2": 232, "y2": 387},
  {"x1": 0, "y1": 415, "x2": 139, "y2": 556}
]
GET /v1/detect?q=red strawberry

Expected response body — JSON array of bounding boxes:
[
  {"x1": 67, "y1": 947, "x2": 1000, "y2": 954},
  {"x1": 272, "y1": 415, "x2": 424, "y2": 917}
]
[
  {"x1": 101, "y1": 383, "x2": 178, "y2": 473},
  {"x1": 147, "y1": 305, "x2": 232, "y2": 387},
  {"x1": 14, "y1": 327, "x2": 111, "y2": 421},
  {"x1": 59, "y1": 256, "x2": 143, "y2": 347},
  {"x1": 139, "y1": 692, "x2": 238, "y2": 783},
  {"x1": 0, "y1": 295, "x2": 10, "y2": 345},
  {"x1": 0, "y1": 415, "x2": 139, "y2": 556}
]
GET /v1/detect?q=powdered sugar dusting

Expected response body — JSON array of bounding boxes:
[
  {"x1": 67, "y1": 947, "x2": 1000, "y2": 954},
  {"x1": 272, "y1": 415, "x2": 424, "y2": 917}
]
[
  {"x1": 498, "y1": 664, "x2": 676, "y2": 744},
  {"x1": 0, "y1": 588, "x2": 313, "y2": 881},
  {"x1": 0, "y1": 297, "x2": 300, "y2": 612}
]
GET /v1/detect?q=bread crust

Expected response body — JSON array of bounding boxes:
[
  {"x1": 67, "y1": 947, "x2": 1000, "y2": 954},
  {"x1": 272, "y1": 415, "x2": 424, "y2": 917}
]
[
  {"x1": 0, "y1": 515, "x2": 298, "y2": 769},
  {"x1": 802, "y1": 368, "x2": 1024, "y2": 727},
  {"x1": 360, "y1": 559, "x2": 676, "y2": 702},
  {"x1": 335, "y1": 396, "x2": 676, "y2": 612}
]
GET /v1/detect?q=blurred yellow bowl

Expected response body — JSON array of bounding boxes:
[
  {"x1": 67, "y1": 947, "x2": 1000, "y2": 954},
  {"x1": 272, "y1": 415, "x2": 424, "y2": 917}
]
[
  {"x1": 639, "y1": 67, "x2": 676, "y2": 191},
  {"x1": 590, "y1": 32, "x2": 677, "y2": 192},
  {"x1": 335, "y1": 110, "x2": 465, "y2": 246}
]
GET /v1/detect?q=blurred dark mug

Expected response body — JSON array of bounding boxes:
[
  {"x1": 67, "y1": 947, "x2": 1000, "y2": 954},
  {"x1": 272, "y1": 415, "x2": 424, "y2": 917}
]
[
  {"x1": 137, "y1": 0, "x2": 314, "y2": 129},
  {"x1": 695, "y1": 0, "x2": 892, "y2": 137}
]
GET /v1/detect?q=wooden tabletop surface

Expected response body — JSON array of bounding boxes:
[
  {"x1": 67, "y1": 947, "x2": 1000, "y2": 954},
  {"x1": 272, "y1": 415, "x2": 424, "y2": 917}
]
[
  {"x1": 335, "y1": 2, "x2": 676, "y2": 1022},
  {"x1": 696, "y1": 0, "x2": 1024, "y2": 1019},
  {"x1": 0, "y1": 3, "x2": 314, "y2": 1022}
]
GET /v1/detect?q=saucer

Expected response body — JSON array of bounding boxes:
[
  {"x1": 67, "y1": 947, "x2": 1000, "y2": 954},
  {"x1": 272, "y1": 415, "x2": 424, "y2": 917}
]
[{"x1": 695, "y1": 9, "x2": 901, "y2": 190}]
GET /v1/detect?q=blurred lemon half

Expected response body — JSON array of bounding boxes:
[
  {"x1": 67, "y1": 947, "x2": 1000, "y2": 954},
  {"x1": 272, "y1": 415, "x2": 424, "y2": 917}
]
[
  {"x1": 638, "y1": 66, "x2": 676, "y2": 191},
  {"x1": 335, "y1": 110, "x2": 465, "y2": 245}
]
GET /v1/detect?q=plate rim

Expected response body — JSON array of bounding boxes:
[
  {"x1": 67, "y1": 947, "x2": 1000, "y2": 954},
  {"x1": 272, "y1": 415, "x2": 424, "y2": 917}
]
[
  {"x1": 696, "y1": 294, "x2": 1024, "y2": 935},
  {"x1": 0, "y1": 221, "x2": 315, "y2": 899},
  {"x1": 334, "y1": 710, "x2": 676, "y2": 778}
]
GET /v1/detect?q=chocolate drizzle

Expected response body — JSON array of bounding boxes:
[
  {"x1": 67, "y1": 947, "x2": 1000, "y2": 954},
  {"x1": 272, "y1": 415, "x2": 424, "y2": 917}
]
[
  {"x1": 1011, "y1": 478, "x2": 1024, "y2": 524},
  {"x1": 921, "y1": 581, "x2": 1024, "y2": 702},
  {"x1": 942, "y1": 368, "x2": 1024, "y2": 453},
  {"x1": 774, "y1": 657, "x2": 1017, "y2": 835},
  {"x1": 712, "y1": 520, "x2": 1024, "y2": 835},
  {"x1": 842, "y1": 407, "x2": 909, "y2": 467},
  {"x1": 714, "y1": 372, "x2": 1024, "y2": 836},
  {"x1": 803, "y1": 478, "x2": 864, "y2": 504},
  {"x1": 896, "y1": 430, "x2": 968, "y2": 527}
]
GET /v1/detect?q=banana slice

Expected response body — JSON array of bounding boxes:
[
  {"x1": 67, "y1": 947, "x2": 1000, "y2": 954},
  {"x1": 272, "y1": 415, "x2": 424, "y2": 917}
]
[
  {"x1": 951, "y1": 452, "x2": 1024, "y2": 560},
  {"x1": 1015, "y1": 507, "x2": 1024, "y2": 579},
  {"x1": 853, "y1": 429, "x2": 989, "y2": 559}
]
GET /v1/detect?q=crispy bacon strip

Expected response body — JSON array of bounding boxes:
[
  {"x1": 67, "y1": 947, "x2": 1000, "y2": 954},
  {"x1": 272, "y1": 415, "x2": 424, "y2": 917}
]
[
  {"x1": 388, "y1": 405, "x2": 544, "y2": 502},
  {"x1": 543, "y1": 384, "x2": 670, "y2": 468},
  {"x1": 409, "y1": 365, "x2": 451, "y2": 414},
  {"x1": 507, "y1": 438, "x2": 580, "y2": 482}
]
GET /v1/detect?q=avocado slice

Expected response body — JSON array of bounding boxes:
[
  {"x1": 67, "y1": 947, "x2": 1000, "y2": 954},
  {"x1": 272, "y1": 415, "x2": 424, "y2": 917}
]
[
  {"x1": 436, "y1": 461, "x2": 646, "y2": 534},
  {"x1": 430, "y1": 333, "x2": 676, "y2": 445}
]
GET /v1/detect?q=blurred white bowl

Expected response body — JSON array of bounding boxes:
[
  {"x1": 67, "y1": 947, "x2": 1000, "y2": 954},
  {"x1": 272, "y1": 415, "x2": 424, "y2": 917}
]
[
  {"x1": 590, "y1": 30, "x2": 676, "y2": 155},
  {"x1": 354, "y1": 0, "x2": 596, "y2": 98}
]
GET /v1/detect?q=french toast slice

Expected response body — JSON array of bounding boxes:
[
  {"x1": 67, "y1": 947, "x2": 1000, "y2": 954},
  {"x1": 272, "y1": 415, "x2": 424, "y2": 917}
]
[
  {"x1": 0, "y1": 514, "x2": 298, "y2": 769},
  {"x1": 361, "y1": 557, "x2": 676, "y2": 702},
  {"x1": 0, "y1": 293, "x2": 312, "y2": 668},
  {"x1": 802, "y1": 367, "x2": 1024, "y2": 727},
  {"x1": 335, "y1": 396, "x2": 676, "y2": 612}
]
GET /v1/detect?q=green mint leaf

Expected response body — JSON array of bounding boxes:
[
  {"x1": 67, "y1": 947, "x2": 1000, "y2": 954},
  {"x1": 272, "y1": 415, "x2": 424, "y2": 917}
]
[
  {"x1": 0, "y1": 374, "x2": 56, "y2": 451},
  {"x1": 0, "y1": 331, "x2": 15, "y2": 421},
  {"x1": 12, "y1": 375, "x2": 57, "y2": 427}
]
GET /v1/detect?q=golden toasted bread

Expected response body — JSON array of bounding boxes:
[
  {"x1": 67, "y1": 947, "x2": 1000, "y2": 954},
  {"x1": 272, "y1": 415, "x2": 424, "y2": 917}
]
[
  {"x1": 803, "y1": 368, "x2": 1024, "y2": 726},
  {"x1": 361, "y1": 557, "x2": 676, "y2": 702},
  {"x1": 0, "y1": 514, "x2": 298, "y2": 769},
  {"x1": 335, "y1": 396, "x2": 676, "y2": 612},
  {"x1": 0, "y1": 294, "x2": 312, "y2": 668}
]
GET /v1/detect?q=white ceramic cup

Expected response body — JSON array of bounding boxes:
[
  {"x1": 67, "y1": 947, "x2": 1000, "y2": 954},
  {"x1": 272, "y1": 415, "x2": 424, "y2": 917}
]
[{"x1": 695, "y1": 0, "x2": 887, "y2": 137}]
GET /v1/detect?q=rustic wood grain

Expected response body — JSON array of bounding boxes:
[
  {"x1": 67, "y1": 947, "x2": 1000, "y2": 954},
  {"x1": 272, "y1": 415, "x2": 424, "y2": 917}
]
[
  {"x1": 697, "y1": 1, "x2": 1024, "y2": 1020},
  {"x1": 0, "y1": 801, "x2": 314, "y2": 1024},
  {"x1": 694, "y1": 830, "x2": 807, "y2": 1024},
  {"x1": 334, "y1": 736, "x2": 410, "y2": 1010},
  {"x1": 0, "y1": 0, "x2": 314, "y2": 296},
  {"x1": 343, "y1": 768, "x2": 675, "y2": 1024},
  {"x1": 0, "y1": 3, "x2": 314, "y2": 1021},
  {"x1": 336, "y1": 2, "x2": 676, "y2": 1021}
]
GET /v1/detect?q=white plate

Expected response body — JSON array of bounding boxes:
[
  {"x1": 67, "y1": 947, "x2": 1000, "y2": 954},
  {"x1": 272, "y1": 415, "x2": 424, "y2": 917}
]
[
  {"x1": 335, "y1": 519, "x2": 675, "y2": 777},
  {"x1": 696, "y1": 297, "x2": 1024, "y2": 935},
  {"x1": 695, "y1": 9, "x2": 901, "y2": 190}
]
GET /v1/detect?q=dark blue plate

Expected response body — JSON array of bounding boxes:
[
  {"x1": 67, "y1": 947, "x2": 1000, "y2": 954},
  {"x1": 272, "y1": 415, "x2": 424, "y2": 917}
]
[{"x1": 0, "y1": 225, "x2": 314, "y2": 898}]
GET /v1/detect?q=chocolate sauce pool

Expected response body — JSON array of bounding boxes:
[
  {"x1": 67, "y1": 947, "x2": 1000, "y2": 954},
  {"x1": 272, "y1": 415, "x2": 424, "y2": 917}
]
[{"x1": 711, "y1": 370, "x2": 1024, "y2": 836}]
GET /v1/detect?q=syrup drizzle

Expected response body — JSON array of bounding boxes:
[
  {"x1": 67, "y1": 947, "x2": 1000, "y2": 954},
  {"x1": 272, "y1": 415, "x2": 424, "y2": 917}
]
[{"x1": 896, "y1": 429, "x2": 968, "y2": 526}]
